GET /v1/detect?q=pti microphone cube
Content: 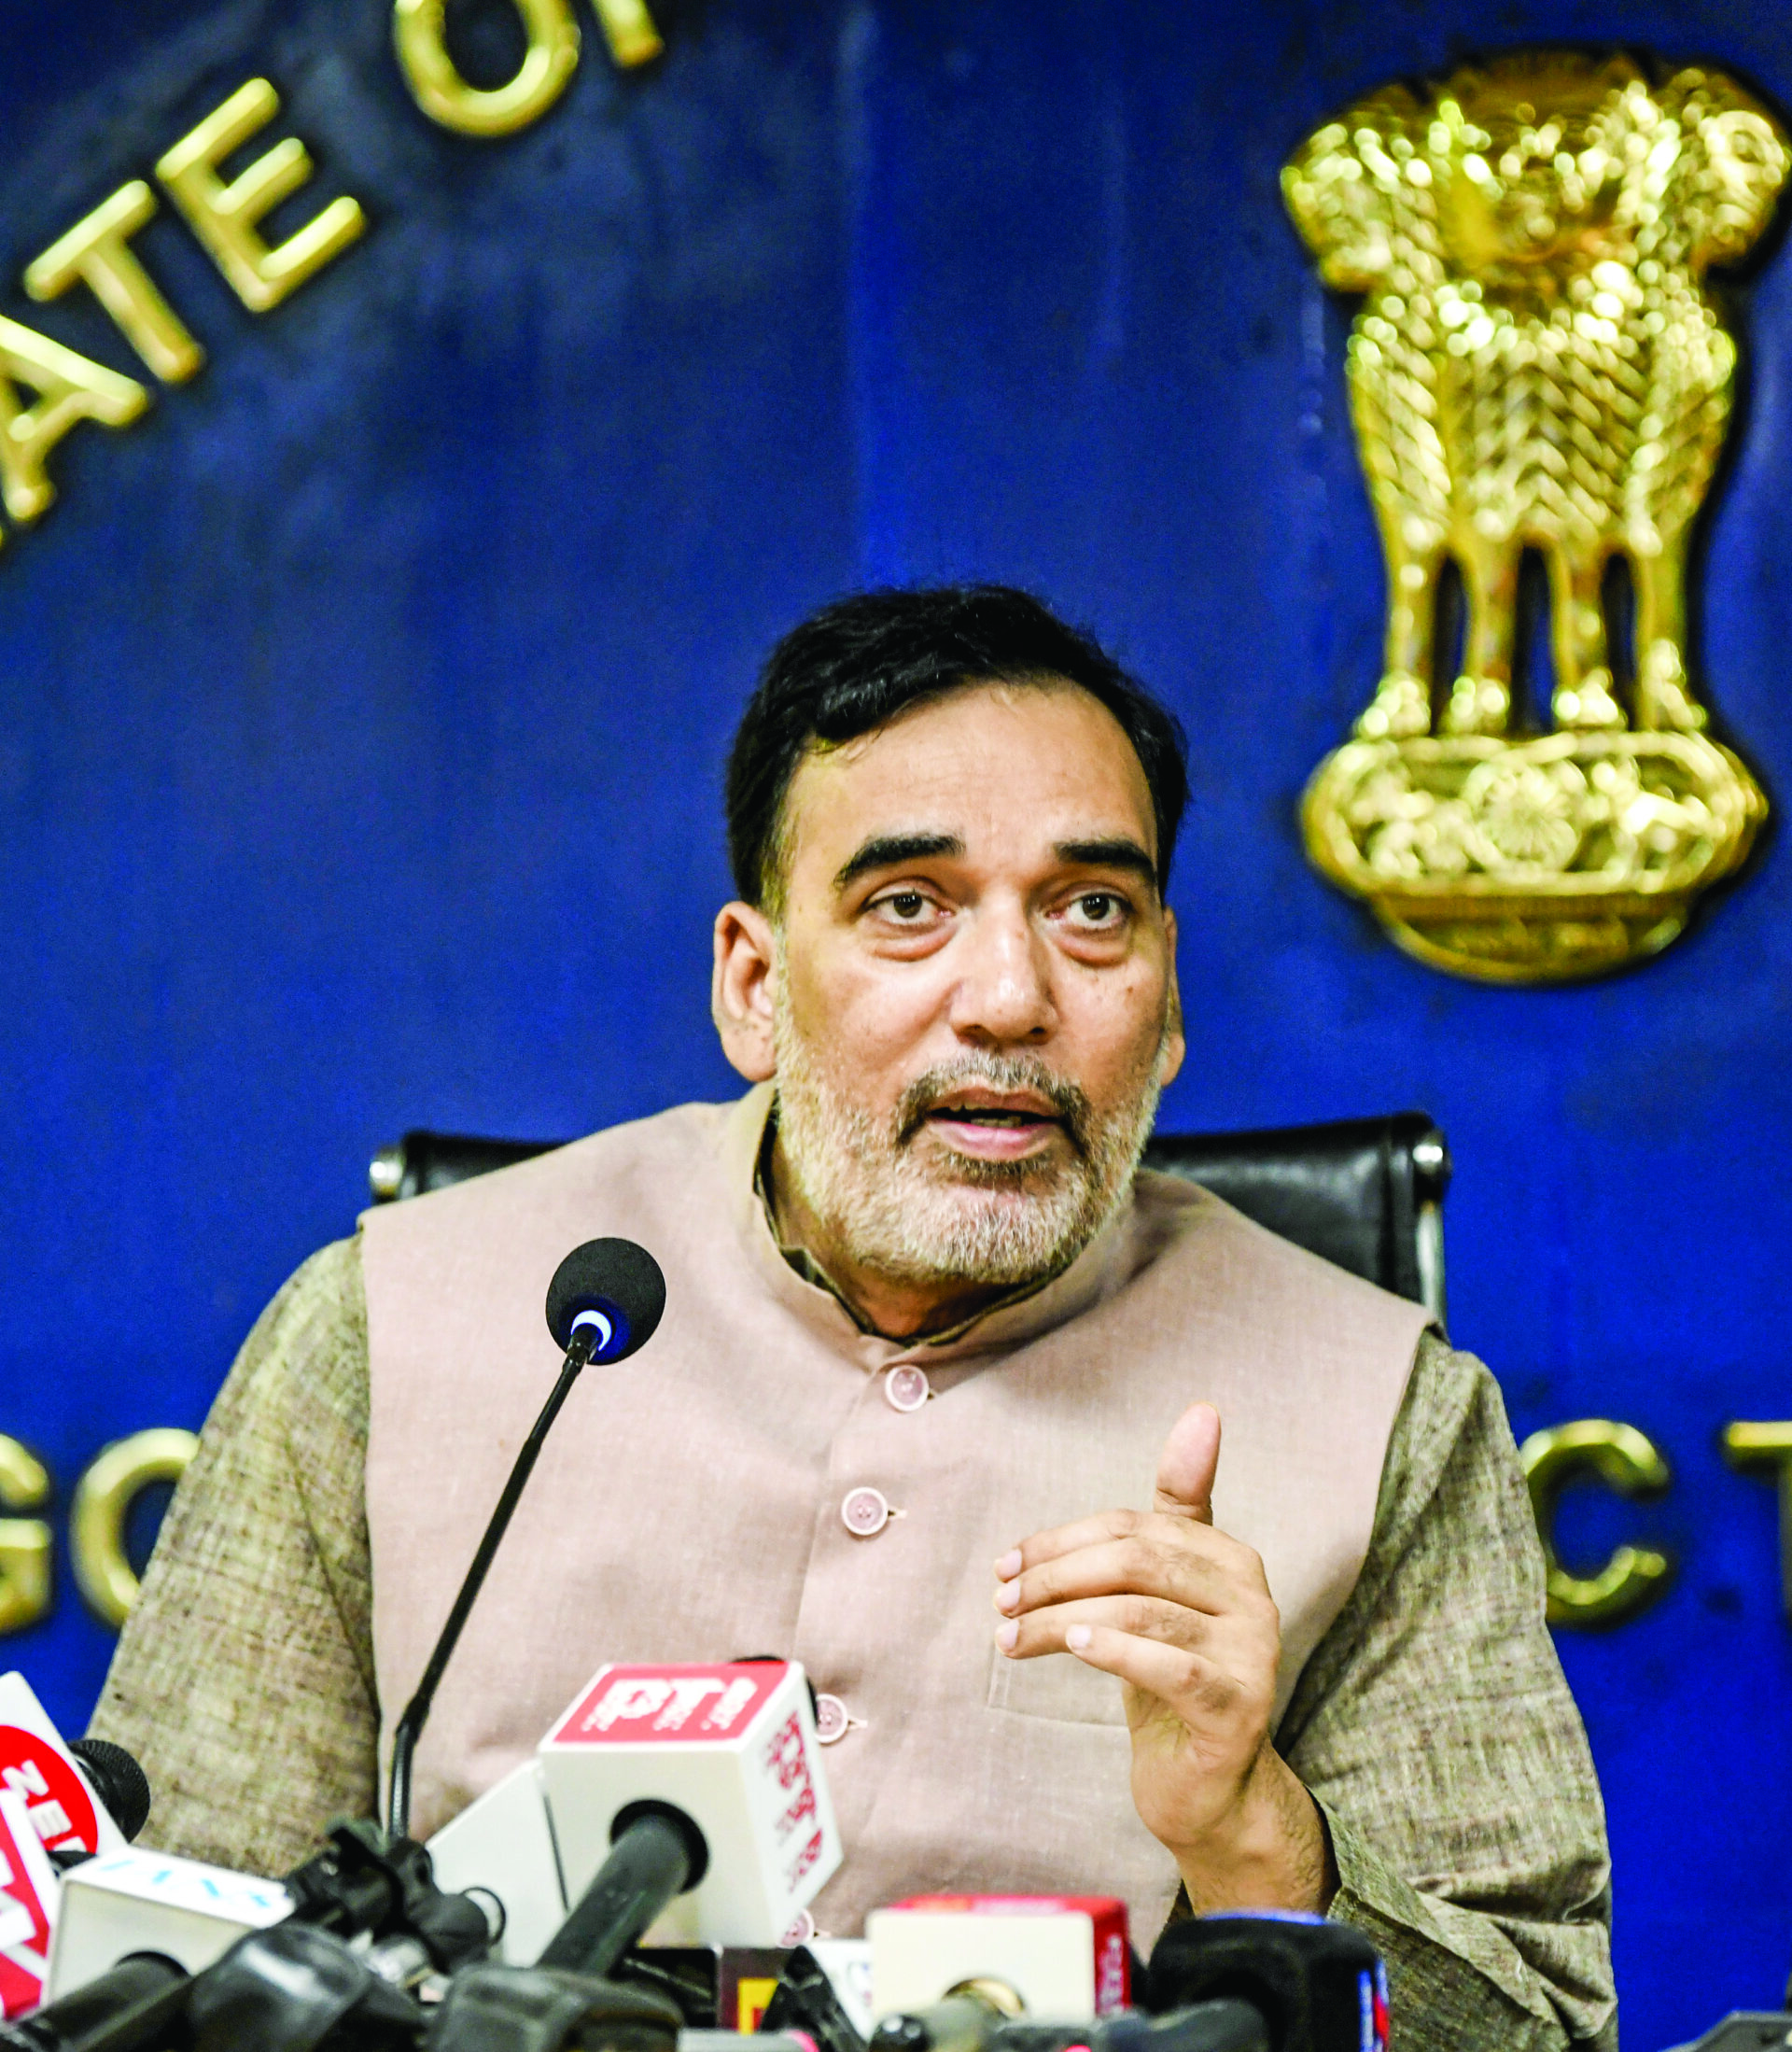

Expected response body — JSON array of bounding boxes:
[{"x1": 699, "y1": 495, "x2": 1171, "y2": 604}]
[
  {"x1": 539, "y1": 1661, "x2": 841, "y2": 1947},
  {"x1": 868, "y1": 1895, "x2": 1132, "y2": 2023}
]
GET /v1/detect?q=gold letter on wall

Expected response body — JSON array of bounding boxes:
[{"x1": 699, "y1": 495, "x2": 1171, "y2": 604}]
[
  {"x1": 589, "y1": 0, "x2": 663, "y2": 67},
  {"x1": 24, "y1": 182, "x2": 204, "y2": 384},
  {"x1": 71, "y1": 1428, "x2": 198, "y2": 1628},
  {"x1": 1723, "y1": 1422, "x2": 1792, "y2": 1619},
  {"x1": 157, "y1": 79, "x2": 367, "y2": 313},
  {"x1": 0, "y1": 1439, "x2": 51, "y2": 1637},
  {"x1": 393, "y1": 0, "x2": 582, "y2": 137},
  {"x1": 0, "y1": 317, "x2": 147, "y2": 526},
  {"x1": 1519, "y1": 1419, "x2": 1673, "y2": 1626}
]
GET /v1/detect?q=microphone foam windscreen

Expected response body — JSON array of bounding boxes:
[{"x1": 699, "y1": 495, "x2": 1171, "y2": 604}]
[
  {"x1": 1146, "y1": 1914, "x2": 1386, "y2": 2052},
  {"x1": 70, "y1": 1738, "x2": 152, "y2": 1843},
  {"x1": 546, "y1": 1239, "x2": 667, "y2": 1361}
]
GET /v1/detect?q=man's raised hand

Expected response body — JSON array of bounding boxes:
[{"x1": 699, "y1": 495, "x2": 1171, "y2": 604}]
[{"x1": 993, "y1": 1401, "x2": 1334, "y2": 1914}]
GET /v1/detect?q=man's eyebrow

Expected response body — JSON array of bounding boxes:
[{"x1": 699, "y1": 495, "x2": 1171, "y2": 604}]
[
  {"x1": 833, "y1": 832, "x2": 966, "y2": 892},
  {"x1": 1055, "y1": 837, "x2": 1160, "y2": 887}
]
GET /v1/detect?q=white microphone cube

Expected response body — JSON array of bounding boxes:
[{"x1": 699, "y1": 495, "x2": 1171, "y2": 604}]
[
  {"x1": 868, "y1": 1894, "x2": 1132, "y2": 2022},
  {"x1": 46, "y1": 1848, "x2": 290, "y2": 1998},
  {"x1": 427, "y1": 1756, "x2": 567, "y2": 1965},
  {"x1": 539, "y1": 1661, "x2": 841, "y2": 1948}
]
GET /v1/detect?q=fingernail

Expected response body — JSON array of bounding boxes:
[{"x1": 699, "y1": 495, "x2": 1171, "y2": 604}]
[
  {"x1": 996, "y1": 1619, "x2": 1018, "y2": 1651},
  {"x1": 995, "y1": 1580, "x2": 1020, "y2": 1614},
  {"x1": 1066, "y1": 1624, "x2": 1093, "y2": 1652},
  {"x1": 994, "y1": 1549, "x2": 1022, "y2": 1580}
]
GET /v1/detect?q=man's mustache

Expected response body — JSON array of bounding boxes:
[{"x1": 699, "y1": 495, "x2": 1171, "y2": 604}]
[{"x1": 893, "y1": 1058, "x2": 1094, "y2": 1158}]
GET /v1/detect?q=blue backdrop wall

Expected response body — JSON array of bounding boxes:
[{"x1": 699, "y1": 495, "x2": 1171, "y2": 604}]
[{"x1": 2, "y1": 2, "x2": 1788, "y2": 2043}]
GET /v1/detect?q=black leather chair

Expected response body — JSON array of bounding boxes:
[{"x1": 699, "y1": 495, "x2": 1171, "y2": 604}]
[{"x1": 370, "y1": 1112, "x2": 1450, "y2": 1321}]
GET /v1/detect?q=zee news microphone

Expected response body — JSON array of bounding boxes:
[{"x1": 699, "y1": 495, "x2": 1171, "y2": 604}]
[{"x1": 385, "y1": 1238, "x2": 668, "y2": 1838}]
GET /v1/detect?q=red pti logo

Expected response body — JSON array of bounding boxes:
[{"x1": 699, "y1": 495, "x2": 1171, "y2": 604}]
[
  {"x1": 0, "y1": 1800, "x2": 55, "y2": 2018},
  {"x1": 0, "y1": 1726, "x2": 99, "y2": 1854},
  {"x1": 558, "y1": 1664, "x2": 781, "y2": 1745}
]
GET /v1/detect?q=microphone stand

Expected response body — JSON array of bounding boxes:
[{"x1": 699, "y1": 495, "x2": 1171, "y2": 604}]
[{"x1": 386, "y1": 1326, "x2": 598, "y2": 1839}]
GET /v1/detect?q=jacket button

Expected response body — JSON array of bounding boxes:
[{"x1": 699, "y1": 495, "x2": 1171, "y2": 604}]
[
  {"x1": 814, "y1": 1694, "x2": 850, "y2": 1744},
  {"x1": 885, "y1": 1365, "x2": 931, "y2": 1412},
  {"x1": 841, "y1": 1486, "x2": 893, "y2": 1538}
]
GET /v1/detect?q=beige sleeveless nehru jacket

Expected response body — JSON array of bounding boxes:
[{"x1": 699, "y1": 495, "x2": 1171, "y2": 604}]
[{"x1": 359, "y1": 1086, "x2": 1430, "y2": 1939}]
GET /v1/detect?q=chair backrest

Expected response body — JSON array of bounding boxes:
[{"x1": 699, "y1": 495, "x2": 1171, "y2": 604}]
[{"x1": 370, "y1": 1112, "x2": 1450, "y2": 1321}]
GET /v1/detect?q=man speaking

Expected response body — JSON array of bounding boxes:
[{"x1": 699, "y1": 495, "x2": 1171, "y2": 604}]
[{"x1": 93, "y1": 586, "x2": 1615, "y2": 2048}]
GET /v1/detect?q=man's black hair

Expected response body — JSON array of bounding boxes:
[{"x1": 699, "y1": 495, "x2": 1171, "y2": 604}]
[{"x1": 725, "y1": 584, "x2": 1189, "y2": 910}]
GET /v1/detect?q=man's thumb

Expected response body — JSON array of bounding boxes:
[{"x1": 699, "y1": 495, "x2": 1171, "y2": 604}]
[{"x1": 1154, "y1": 1401, "x2": 1220, "y2": 1523}]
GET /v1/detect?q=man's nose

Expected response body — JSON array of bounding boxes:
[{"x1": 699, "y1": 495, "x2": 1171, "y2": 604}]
[{"x1": 945, "y1": 904, "x2": 1056, "y2": 1045}]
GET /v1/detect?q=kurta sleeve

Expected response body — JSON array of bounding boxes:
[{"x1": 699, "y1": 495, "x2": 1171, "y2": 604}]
[
  {"x1": 88, "y1": 1235, "x2": 379, "y2": 1878},
  {"x1": 1275, "y1": 1331, "x2": 1617, "y2": 2048}
]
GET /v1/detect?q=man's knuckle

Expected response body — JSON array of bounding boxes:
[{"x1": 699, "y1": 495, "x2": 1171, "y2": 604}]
[
  {"x1": 1120, "y1": 1534, "x2": 1157, "y2": 1581},
  {"x1": 1120, "y1": 1594, "x2": 1158, "y2": 1635}
]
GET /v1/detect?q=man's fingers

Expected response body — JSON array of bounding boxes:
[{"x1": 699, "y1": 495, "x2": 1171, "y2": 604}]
[
  {"x1": 998, "y1": 1494, "x2": 1238, "y2": 1577},
  {"x1": 1155, "y1": 1401, "x2": 1220, "y2": 1523},
  {"x1": 995, "y1": 1529, "x2": 1251, "y2": 1623},
  {"x1": 995, "y1": 1594, "x2": 1217, "y2": 1659},
  {"x1": 998, "y1": 1507, "x2": 1145, "y2": 1574},
  {"x1": 1057, "y1": 1621, "x2": 1240, "y2": 1719}
]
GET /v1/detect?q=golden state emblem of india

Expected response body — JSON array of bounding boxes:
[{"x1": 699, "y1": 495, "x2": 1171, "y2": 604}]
[{"x1": 1284, "y1": 52, "x2": 1786, "y2": 982}]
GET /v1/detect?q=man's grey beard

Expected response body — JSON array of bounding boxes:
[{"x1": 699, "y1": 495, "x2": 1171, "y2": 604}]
[{"x1": 771, "y1": 1000, "x2": 1166, "y2": 1292}]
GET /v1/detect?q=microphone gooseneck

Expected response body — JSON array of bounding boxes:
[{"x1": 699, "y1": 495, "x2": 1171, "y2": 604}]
[{"x1": 385, "y1": 1238, "x2": 668, "y2": 1840}]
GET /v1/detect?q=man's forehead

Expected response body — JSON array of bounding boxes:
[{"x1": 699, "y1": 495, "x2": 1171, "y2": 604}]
[{"x1": 782, "y1": 680, "x2": 1157, "y2": 874}]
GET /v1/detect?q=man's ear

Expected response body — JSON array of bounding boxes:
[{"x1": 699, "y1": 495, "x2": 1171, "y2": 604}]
[
  {"x1": 713, "y1": 900, "x2": 779, "y2": 1082},
  {"x1": 1159, "y1": 904, "x2": 1185, "y2": 1089}
]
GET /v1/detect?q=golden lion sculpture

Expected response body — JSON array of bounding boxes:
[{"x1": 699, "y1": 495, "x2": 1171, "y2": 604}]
[{"x1": 1284, "y1": 52, "x2": 1784, "y2": 980}]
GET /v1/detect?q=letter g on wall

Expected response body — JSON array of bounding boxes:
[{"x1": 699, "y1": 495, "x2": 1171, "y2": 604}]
[{"x1": 0, "y1": 1430, "x2": 198, "y2": 1635}]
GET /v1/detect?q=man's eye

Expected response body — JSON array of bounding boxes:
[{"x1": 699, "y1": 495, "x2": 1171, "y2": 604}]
[
  {"x1": 877, "y1": 892, "x2": 933, "y2": 921},
  {"x1": 1068, "y1": 892, "x2": 1127, "y2": 927}
]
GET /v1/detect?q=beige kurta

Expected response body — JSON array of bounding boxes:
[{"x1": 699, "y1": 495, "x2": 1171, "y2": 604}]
[{"x1": 359, "y1": 1087, "x2": 1429, "y2": 1938}]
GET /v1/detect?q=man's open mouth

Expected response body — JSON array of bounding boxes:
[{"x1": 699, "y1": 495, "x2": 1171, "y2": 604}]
[
  {"x1": 916, "y1": 1092, "x2": 1069, "y2": 1158},
  {"x1": 927, "y1": 1105, "x2": 1055, "y2": 1127}
]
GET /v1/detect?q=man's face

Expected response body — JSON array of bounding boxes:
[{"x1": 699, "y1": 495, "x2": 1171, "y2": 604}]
[{"x1": 729, "y1": 679, "x2": 1184, "y2": 1308}]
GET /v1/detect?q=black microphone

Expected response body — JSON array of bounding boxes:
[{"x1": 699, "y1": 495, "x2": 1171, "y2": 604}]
[
  {"x1": 424, "y1": 1960, "x2": 683, "y2": 2052},
  {"x1": 0, "y1": 1957, "x2": 190, "y2": 2052},
  {"x1": 544, "y1": 1238, "x2": 666, "y2": 1361},
  {"x1": 44, "y1": 1740, "x2": 155, "y2": 1874},
  {"x1": 870, "y1": 1982, "x2": 1020, "y2": 2052},
  {"x1": 1145, "y1": 1914, "x2": 1387, "y2": 2052},
  {"x1": 385, "y1": 1238, "x2": 668, "y2": 1837},
  {"x1": 69, "y1": 1741, "x2": 151, "y2": 1846},
  {"x1": 536, "y1": 1801, "x2": 709, "y2": 1980},
  {"x1": 877, "y1": 1992, "x2": 1270, "y2": 2052},
  {"x1": 761, "y1": 1945, "x2": 870, "y2": 2052},
  {"x1": 0, "y1": 1819, "x2": 503, "y2": 2052},
  {"x1": 992, "y1": 2007, "x2": 1268, "y2": 2052}
]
